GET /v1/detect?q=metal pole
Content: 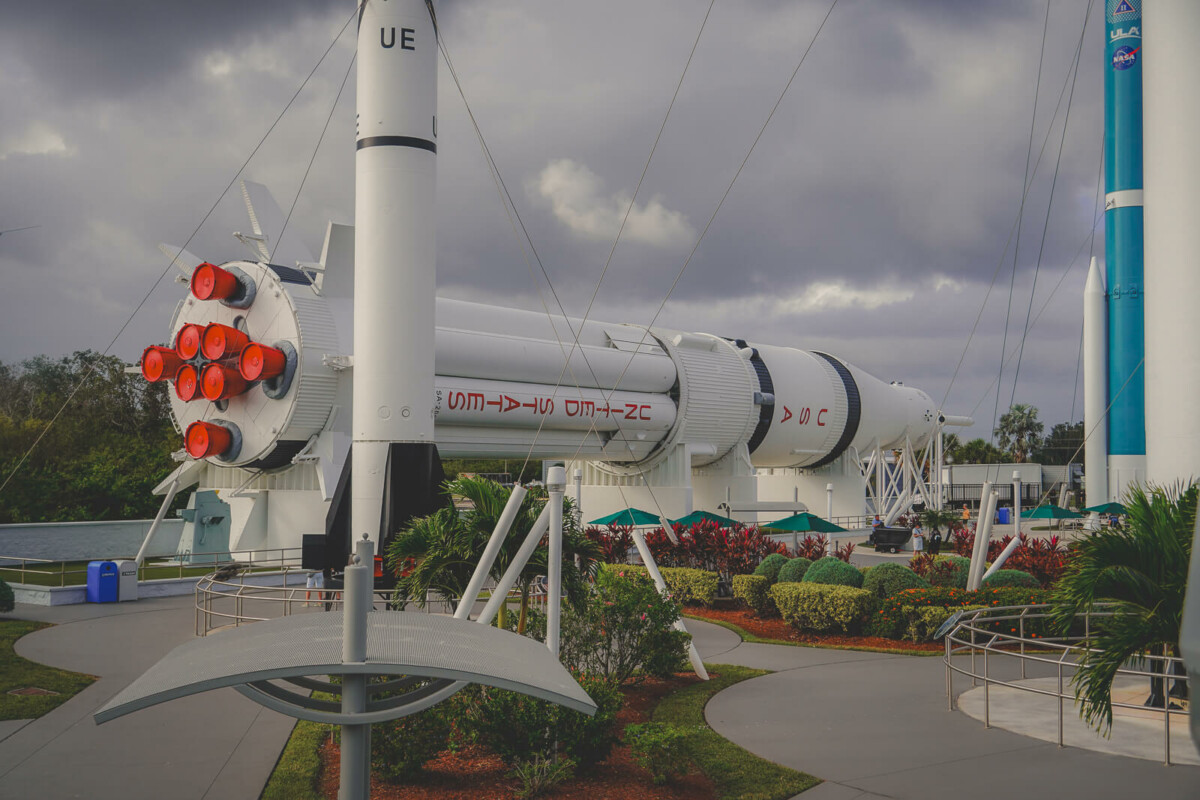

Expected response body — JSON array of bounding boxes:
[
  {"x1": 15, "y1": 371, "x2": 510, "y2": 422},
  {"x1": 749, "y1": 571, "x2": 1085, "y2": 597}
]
[
  {"x1": 1058, "y1": 660, "x2": 1064, "y2": 747},
  {"x1": 825, "y1": 482, "x2": 834, "y2": 551},
  {"x1": 456, "y1": 485, "x2": 528, "y2": 619},
  {"x1": 477, "y1": 504, "x2": 551, "y2": 626},
  {"x1": 546, "y1": 466, "x2": 565, "y2": 657},
  {"x1": 983, "y1": 645, "x2": 989, "y2": 728},
  {"x1": 136, "y1": 478, "x2": 180, "y2": 567},
  {"x1": 1012, "y1": 470, "x2": 1021, "y2": 542},
  {"x1": 629, "y1": 529, "x2": 708, "y2": 681},
  {"x1": 339, "y1": 536, "x2": 372, "y2": 800}
]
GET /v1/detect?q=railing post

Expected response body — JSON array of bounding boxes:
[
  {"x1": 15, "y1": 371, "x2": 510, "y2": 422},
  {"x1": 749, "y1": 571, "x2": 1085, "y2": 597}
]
[
  {"x1": 1058, "y1": 657, "x2": 1064, "y2": 747},
  {"x1": 1164, "y1": 659, "x2": 1171, "y2": 766},
  {"x1": 946, "y1": 632, "x2": 953, "y2": 710},
  {"x1": 983, "y1": 644, "x2": 990, "y2": 728},
  {"x1": 1019, "y1": 611, "x2": 1027, "y2": 679}
]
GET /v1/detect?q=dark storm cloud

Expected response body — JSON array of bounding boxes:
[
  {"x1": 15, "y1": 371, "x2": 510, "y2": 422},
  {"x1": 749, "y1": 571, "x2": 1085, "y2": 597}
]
[
  {"x1": 1, "y1": 0, "x2": 342, "y2": 98},
  {"x1": 0, "y1": 0, "x2": 1111, "y2": 441}
]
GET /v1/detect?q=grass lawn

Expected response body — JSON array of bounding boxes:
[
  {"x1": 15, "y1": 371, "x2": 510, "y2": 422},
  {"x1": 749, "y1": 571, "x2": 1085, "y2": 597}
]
[
  {"x1": 656, "y1": 664, "x2": 820, "y2": 799},
  {"x1": 685, "y1": 613, "x2": 943, "y2": 657},
  {"x1": 0, "y1": 620, "x2": 96, "y2": 721}
]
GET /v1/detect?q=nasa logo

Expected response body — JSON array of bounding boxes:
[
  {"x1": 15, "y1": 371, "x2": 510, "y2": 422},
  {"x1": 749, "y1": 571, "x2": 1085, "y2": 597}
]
[{"x1": 1112, "y1": 45, "x2": 1138, "y2": 71}]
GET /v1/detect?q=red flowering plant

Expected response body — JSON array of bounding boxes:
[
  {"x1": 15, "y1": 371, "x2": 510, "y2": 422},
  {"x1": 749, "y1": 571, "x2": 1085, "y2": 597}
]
[
  {"x1": 585, "y1": 525, "x2": 636, "y2": 564},
  {"x1": 833, "y1": 541, "x2": 856, "y2": 562},
  {"x1": 793, "y1": 534, "x2": 827, "y2": 561}
]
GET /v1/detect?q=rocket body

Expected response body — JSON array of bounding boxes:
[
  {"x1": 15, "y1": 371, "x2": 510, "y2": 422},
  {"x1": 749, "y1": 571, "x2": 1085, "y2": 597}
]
[
  {"x1": 353, "y1": 0, "x2": 438, "y2": 546},
  {"x1": 1104, "y1": 0, "x2": 1146, "y2": 498},
  {"x1": 1083, "y1": 258, "x2": 1108, "y2": 504},
  {"x1": 1143, "y1": 1, "x2": 1200, "y2": 484}
]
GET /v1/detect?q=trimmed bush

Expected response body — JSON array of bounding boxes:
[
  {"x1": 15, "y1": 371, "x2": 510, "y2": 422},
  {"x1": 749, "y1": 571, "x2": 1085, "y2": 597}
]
[
  {"x1": 867, "y1": 586, "x2": 1053, "y2": 640},
  {"x1": 731, "y1": 574, "x2": 773, "y2": 616},
  {"x1": 801, "y1": 556, "x2": 864, "y2": 588},
  {"x1": 928, "y1": 555, "x2": 971, "y2": 589},
  {"x1": 981, "y1": 569, "x2": 1039, "y2": 589},
  {"x1": 617, "y1": 565, "x2": 718, "y2": 606},
  {"x1": 469, "y1": 673, "x2": 623, "y2": 769},
  {"x1": 624, "y1": 722, "x2": 694, "y2": 785},
  {"x1": 776, "y1": 557, "x2": 813, "y2": 584},
  {"x1": 861, "y1": 562, "x2": 930, "y2": 600},
  {"x1": 769, "y1": 582, "x2": 874, "y2": 634},
  {"x1": 753, "y1": 553, "x2": 790, "y2": 583},
  {"x1": 372, "y1": 698, "x2": 452, "y2": 781},
  {"x1": 0, "y1": 579, "x2": 12, "y2": 613}
]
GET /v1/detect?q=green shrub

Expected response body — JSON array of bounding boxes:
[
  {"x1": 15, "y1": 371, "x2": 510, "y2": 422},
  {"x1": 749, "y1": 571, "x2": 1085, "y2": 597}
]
[
  {"x1": 928, "y1": 555, "x2": 971, "y2": 589},
  {"x1": 624, "y1": 722, "x2": 694, "y2": 785},
  {"x1": 861, "y1": 562, "x2": 930, "y2": 600},
  {"x1": 0, "y1": 580, "x2": 11, "y2": 613},
  {"x1": 372, "y1": 695, "x2": 452, "y2": 782},
  {"x1": 770, "y1": 582, "x2": 874, "y2": 634},
  {"x1": 618, "y1": 565, "x2": 718, "y2": 606},
  {"x1": 868, "y1": 586, "x2": 1052, "y2": 640},
  {"x1": 753, "y1": 553, "x2": 790, "y2": 583},
  {"x1": 469, "y1": 673, "x2": 622, "y2": 769},
  {"x1": 801, "y1": 556, "x2": 863, "y2": 588},
  {"x1": 562, "y1": 567, "x2": 690, "y2": 686},
  {"x1": 731, "y1": 574, "x2": 773, "y2": 616},
  {"x1": 509, "y1": 755, "x2": 575, "y2": 798},
  {"x1": 776, "y1": 557, "x2": 812, "y2": 584},
  {"x1": 982, "y1": 569, "x2": 1039, "y2": 589}
]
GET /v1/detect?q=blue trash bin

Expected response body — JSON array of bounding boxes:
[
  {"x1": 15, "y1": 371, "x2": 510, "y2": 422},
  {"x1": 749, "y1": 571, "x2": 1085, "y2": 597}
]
[
  {"x1": 996, "y1": 507, "x2": 1011, "y2": 525},
  {"x1": 86, "y1": 561, "x2": 119, "y2": 603}
]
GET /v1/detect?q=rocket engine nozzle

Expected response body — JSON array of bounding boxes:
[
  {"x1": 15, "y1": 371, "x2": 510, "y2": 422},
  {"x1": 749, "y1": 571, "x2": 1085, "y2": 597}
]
[
  {"x1": 185, "y1": 420, "x2": 236, "y2": 459},
  {"x1": 141, "y1": 346, "x2": 183, "y2": 382},
  {"x1": 175, "y1": 324, "x2": 203, "y2": 361},
  {"x1": 200, "y1": 363, "x2": 249, "y2": 401},
  {"x1": 174, "y1": 364, "x2": 201, "y2": 402},
  {"x1": 191, "y1": 263, "x2": 240, "y2": 302},
  {"x1": 201, "y1": 323, "x2": 250, "y2": 361},
  {"x1": 238, "y1": 342, "x2": 287, "y2": 382}
]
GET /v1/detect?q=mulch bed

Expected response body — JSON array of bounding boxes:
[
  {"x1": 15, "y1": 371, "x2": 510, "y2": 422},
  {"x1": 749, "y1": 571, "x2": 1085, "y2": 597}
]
[
  {"x1": 686, "y1": 605, "x2": 944, "y2": 653},
  {"x1": 318, "y1": 675, "x2": 719, "y2": 799}
]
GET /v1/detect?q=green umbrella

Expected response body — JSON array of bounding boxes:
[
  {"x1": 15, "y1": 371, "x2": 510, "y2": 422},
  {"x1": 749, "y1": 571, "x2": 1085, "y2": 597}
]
[
  {"x1": 1021, "y1": 504, "x2": 1083, "y2": 520},
  {"x1": 761, "y1": 512, "x2": 847, "y2": 533},
  {"x1": 588, "y1": 507, "x2": 662, "y2": 527},
  {"x1": 1081, "y1": 501, "x2": 1127, "y2": 515},
  {"x1": 669, "y1": 510, "x2": 740, "y2": 528}
]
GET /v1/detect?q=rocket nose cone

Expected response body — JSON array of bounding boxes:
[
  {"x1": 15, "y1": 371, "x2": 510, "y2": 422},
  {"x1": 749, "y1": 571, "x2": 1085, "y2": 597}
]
[{"x1": 1085, "y1": 256, "x2": 1105, "y2": 294}]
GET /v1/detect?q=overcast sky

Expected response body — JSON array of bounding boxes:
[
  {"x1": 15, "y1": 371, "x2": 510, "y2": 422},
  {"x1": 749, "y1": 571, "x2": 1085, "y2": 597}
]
[{"x1": 0, "y1": 0, "x2": 1108, "y2": 443}]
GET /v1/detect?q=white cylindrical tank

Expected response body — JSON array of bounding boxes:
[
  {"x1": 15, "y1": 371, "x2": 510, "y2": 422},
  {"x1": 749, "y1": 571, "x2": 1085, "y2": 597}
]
[
  {"x1": 1083, "y1": 257, "x2": 1108, "y2": 503},
  {"x1": 1143, "y1": 0, "x2": 1200, "y2": 485}
]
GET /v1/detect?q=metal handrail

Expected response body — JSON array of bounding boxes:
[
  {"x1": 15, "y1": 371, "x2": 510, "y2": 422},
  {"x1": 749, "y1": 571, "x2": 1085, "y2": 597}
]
[
  {"x1": 0, "y1": 547, "x2": 303, "y2": 587},
  {"x1": 945, "y1": 603, "x2": 1189, "y2": 765}
]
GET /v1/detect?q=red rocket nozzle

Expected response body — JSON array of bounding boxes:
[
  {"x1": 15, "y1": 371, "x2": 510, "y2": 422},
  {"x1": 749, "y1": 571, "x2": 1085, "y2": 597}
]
[
  {"x1": 191, "y1": 263, "x2": 240, "y2": 301},
  {"x1": 185, "y1": 420, "x2": 233, "y2": 459},
  {"x1": 239, "y1": 342, "x2": 286, "y2": 381},
  {"x1": 141, "y1": 346, "x2": 183, "y2": 382},
  {"x1": 175, "y1": 324, "x2": 203, "y2": 360},
  {"x1": 174, "y1": 364, "x2": 200, "y2": 401},
  {"x1": 201, "y1": 323, "x2": 250, "y2": 360},
  {"x1": 200, "y1": 363, "x2": 249, "y2": 401}
]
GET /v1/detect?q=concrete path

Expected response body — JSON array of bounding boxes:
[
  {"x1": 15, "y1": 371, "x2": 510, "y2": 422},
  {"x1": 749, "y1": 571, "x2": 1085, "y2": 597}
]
[
  {"x1": 686, "y1": 618, "x2": 1200, "y2": 799},
  {"x1": 0, "y1": 596, "x2": 296, "y2": 800}
]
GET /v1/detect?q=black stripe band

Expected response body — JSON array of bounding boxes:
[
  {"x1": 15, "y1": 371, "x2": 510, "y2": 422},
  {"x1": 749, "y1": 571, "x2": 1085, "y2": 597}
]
[
  {"x1": 807, "y1": 352, "x2": 861, "y2": 469},
  {"x1": 356, "y1": 136, "x2": 437, "y2": 153}
]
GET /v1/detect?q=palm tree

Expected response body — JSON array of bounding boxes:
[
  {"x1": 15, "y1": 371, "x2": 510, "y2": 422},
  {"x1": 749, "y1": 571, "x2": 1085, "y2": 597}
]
[
  {"x1": 1049, "y1": 480, "x2": 1198, "y2": 733},
  {"x1": 387, "y1": 476, "x2": 598, "y2": 631},
  {"x1": 994, "y1": 403, "x2": 1044, "y2": 463}
]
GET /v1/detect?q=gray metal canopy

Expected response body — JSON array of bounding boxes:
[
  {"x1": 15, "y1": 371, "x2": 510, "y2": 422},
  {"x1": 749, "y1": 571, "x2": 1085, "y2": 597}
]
[{"x1": 94, "y1": 611, "x2": 596, "y2": 725}]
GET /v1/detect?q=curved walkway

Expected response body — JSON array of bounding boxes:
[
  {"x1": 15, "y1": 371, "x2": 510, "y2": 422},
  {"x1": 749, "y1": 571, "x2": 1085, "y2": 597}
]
[
  {"x1": 2, "y1": 598, "x2": 1199, "y2": 799},
  {"x1": 687, "y1": 619, "x2": 1200, "y2": 800}
]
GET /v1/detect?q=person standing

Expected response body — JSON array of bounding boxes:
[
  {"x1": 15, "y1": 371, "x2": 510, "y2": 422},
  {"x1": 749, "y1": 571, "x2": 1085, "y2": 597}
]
[
  {"x1": 911, "y1": 523, "x2": 925, "y2": 554},
  {"x1": 928, "y1": 528, "x2": 942, "y2": 555},
  {"x1": 961, "y1": 504, "x2": 971, "y2": 523}
]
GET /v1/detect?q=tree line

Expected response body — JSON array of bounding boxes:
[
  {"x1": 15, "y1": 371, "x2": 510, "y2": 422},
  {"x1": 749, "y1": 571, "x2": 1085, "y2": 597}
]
[{"x1": 944, "y1": 403, "x2": 1083, "y2": 466}]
